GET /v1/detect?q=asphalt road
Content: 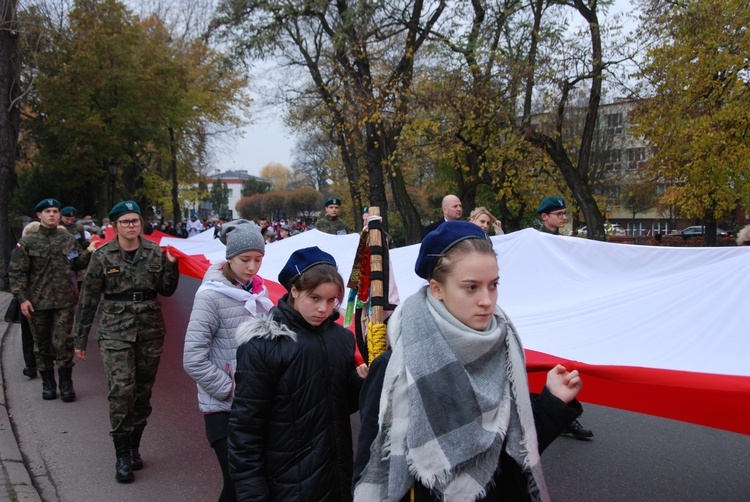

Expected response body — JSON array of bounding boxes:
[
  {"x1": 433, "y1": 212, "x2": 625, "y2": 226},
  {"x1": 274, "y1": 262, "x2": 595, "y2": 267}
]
[{"x1": 3, "y1": 276, "x2": 749, "y2": 501}]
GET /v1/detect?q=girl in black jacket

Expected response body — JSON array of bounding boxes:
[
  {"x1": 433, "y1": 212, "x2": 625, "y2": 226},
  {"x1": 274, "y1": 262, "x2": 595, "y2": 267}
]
[
  {"x1": 353, "y1": 221, "x2": 584, "y2": 502},
  {"x1": 228, "y1": 246, "x2": 362, "y2": 502}
]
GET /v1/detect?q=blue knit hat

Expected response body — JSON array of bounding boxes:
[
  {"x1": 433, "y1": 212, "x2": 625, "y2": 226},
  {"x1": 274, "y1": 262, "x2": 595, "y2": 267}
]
[
  {"x1": 60, "y1": 206, "x2": 77, "y2": 217},
  {"x1": 536, "y1": 196, "x2": 566, "y2": 214},
  {"x1": 109, "y1": 200, "x2": 141, "y2": 222},
  {"x1": 415, "y1": 220, "x2": 488, "y2": 280},
  {"x1": 34, "y1": 198, "x2": 61, "y2": 213},
  {"x1": 278, "y1": 246, "x2": 337, "y2": 291}
]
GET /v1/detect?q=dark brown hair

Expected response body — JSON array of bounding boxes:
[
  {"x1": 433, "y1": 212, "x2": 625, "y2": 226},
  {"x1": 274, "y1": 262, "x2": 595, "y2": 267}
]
[
  {"x1": 288, "y1": 263, "x2": 344, "y2": 307},
  {"x1": 430, "y1": 238, "x2": 496, "y2": 283}
]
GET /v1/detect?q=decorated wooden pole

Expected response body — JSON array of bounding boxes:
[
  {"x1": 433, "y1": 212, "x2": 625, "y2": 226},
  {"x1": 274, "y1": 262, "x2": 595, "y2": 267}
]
[{"x1": 366, "y1": 207, "x2": 387, "y2": 364}]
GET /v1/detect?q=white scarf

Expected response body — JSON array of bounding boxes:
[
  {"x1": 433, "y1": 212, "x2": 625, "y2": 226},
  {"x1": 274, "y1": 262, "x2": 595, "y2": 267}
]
[{"x1": 196, "y1": 280, "x2": 273, "y2": 316}]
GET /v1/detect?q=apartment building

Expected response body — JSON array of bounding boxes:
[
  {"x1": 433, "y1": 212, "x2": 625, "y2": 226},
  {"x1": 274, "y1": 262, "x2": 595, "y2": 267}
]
[{"x1": 592, "y1": 99, "x2": 687, "y2": 236}]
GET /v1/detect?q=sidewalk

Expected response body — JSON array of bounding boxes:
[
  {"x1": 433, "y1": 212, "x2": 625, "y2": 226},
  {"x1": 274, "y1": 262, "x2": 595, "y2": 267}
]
[{"x1": 0, "y1": 291, "x2": 43, "y2": 502}]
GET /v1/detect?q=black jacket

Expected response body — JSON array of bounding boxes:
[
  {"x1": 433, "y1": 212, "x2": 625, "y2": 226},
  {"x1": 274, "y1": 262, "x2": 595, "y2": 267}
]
[
  {"x1": 228, "y1": 297, "x2": 362, "y2": 501},
  {"x1": 421, "y1": 218, "x2": 446, "y2": 240},
  {"x1": 353, "y1": 351, "x2": 582, "y2": 502}
]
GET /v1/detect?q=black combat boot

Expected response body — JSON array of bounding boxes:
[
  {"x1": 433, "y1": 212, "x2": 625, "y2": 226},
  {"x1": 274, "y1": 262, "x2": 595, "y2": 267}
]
[
  {"x1": 113, "y1": 436, "x2": 134, "y2": 483},
  {"x1": 130, "y1": 429, "x2": 144, "y2": 471},
  {"x1": 57, "y1": 367, "x2": 76, "y2": 402},
  {"x1": 39, "y1": 370, "x2": 57, "y2": 400}
]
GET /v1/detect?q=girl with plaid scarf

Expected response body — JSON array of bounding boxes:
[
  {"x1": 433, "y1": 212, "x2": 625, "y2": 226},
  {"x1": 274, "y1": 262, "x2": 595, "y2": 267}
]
[{"x1": 354, "y1": 221, "x2": 584, "y2": 502}]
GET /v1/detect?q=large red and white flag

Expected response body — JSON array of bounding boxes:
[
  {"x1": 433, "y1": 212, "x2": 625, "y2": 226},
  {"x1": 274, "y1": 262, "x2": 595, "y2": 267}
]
[{"x1": 98, "y1": 227, "x2": 750, "y2": 435}]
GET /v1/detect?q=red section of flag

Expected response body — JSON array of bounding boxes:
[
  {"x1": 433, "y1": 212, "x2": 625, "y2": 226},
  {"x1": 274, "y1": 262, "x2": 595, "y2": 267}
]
[{"x1": 525, "y1": 349, "x2": 750, "y2": 435}]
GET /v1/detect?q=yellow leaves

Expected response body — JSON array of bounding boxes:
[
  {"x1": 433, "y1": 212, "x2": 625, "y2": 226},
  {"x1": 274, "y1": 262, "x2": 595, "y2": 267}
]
[{"x1": 633, "y1": 0, "x2": 750, "y2": 222}]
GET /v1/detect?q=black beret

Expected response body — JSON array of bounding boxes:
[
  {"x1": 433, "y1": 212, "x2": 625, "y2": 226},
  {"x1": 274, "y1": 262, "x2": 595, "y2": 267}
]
[
  {"x1": 60, "y1": 206, "x2": 77, "y2": 217},
  {"x1": 324, "y1": 198, "x2": 342, "y2": 207},
  {"x1": 415, "y1": 220, "x2": 487, "y2": 280},
  {"x1": 278, "y1": 246, "x2": 337, "y2": 291},
  {"x1": 34, "y1": 198, "x2": 61, "y2": 213}
]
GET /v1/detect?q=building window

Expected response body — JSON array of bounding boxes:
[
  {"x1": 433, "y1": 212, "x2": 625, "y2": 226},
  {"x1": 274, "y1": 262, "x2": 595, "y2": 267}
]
[
  {"x1": 606, "y1": 113, "x2": 623, "y2": 134},
  {"x1": 627, "y1": 221, "x2": 645, "y2": 236},
  {"x1": 627, "y1": 148, "x2": 646, "y2": 170},
  {"x1": 226, "y1": 188, "x2": 234, "y2": 198},
  {"x1": 652, "y1": 222, "x2": 669, "y2": 235},
  {"x1": 605, "y1": 149, "x2": 621, "y2": 170},
  {"x1": 605, "y1": 184, "x2": 621, "y2": 199}
]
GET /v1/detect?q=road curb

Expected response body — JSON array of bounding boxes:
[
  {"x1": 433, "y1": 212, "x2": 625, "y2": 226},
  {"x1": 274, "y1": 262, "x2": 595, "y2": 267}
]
[{"x1": 0, "y1": 292, "x2": 43, "y2": 502}]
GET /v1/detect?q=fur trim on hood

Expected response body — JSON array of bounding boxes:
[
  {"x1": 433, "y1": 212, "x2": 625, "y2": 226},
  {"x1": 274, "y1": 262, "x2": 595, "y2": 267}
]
[{"x1": 235, "y1": 313, "x2": 297, "y2": 345}]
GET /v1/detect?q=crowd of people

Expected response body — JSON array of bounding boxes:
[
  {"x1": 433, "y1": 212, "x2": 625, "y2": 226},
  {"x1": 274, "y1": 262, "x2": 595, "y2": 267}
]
[{"x1": 6, "y1": 194, "x2": 593, "y2": 501}]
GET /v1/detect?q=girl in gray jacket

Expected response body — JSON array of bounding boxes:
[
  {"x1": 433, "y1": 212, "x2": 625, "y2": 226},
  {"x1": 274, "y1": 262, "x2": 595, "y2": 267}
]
[{"x1": 184, "y1": 220, "x2": 272, "y2": 502}]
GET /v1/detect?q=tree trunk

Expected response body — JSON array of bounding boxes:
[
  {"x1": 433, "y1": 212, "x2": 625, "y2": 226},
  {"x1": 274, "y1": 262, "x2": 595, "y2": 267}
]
[
  {"x1": 380, "y1": 126, "x2": 421, "y2": 244},
  {"x1": 169, "y1": 126, "x2": 181, "y2": 223},
  {"x1": 704, "y1": 216, "x2": 717, "y2": 247},
  {"x1": 365, "y1": 121, "x2": 388, "y2": 231},
  {"x1": 0, "y1": 0, "x2": 21, "y2": 288},
  {"x1": 519, "y1": 0, "x2": 607, "y2": 241}
]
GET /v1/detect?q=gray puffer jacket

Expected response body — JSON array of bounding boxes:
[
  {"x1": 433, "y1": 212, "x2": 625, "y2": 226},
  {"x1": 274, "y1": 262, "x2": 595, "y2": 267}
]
[{"x1": 183, "y1": 262, "x2": 270, "y2": 413}]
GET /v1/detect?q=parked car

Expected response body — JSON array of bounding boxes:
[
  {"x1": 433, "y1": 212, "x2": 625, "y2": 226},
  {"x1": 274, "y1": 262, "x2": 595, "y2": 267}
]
[
  {"x1": 577, "y1": 223, "x2": 626, "y2": 236},
  {"x1": 669, "y1": 226, "x2": 730, "y2": 237}
]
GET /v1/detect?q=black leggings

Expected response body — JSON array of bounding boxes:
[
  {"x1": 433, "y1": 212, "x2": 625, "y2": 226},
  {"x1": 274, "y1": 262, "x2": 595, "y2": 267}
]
[
  {"x1": 212, "y1": 437, "x2": 236, "y2": 502},
  {"x1": 205, "y1": 412, "x2": 236, "y2": 502}
]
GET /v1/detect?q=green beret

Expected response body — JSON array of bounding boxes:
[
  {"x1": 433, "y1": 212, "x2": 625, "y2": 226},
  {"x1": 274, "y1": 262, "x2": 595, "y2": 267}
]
[
  {"x1": 109, "y1": 200, "x2": 141, "y2": 222},
  {"x1": 325, "y1": 198, "x2": 342, "y2": 207},
  {"x1": 536, "y1": 196, "x2": 566, "y2": 214},
  {"x1": 34, "y1": 198, "x2": 61, "y2": 213},
  {"x1": 60, "y1": 206, "x2": 77, "y2": 217}
]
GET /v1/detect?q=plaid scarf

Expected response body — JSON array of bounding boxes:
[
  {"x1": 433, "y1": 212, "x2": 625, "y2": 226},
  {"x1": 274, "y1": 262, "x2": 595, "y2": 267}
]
[{"x1": 355, "y1": 287, "x2": 549, "y2": 502}]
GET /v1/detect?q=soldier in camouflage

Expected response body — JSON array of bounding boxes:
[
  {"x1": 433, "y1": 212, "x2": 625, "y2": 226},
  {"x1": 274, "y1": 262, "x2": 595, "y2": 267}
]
[
  {"x1": 72, "y1": 200, "x2": 179, "y2": 483},
  {"x1": 9, "y1": 198, "x2": 92, "y2": 403},
  {"x1": 60, "y1": 206, "x2": 90, "y2": 289},
  {"x1": 314, "y1": 197, "x2": 349, "y2": 235},
  {"x1": 60, "y1": 206, "x2": 86, "y2": 240}
]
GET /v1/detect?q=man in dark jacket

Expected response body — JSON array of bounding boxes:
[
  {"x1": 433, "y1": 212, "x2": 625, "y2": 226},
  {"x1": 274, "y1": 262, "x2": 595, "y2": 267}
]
[{"x1": 421, "y1": 194, "x2": 462, "y2": 239}]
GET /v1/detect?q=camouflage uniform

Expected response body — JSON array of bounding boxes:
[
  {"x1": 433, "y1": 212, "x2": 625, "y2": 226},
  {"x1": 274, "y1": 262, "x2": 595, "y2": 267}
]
[
  {"x1": 62, "y1": 220, "x2": 89, "y2": 285},
  {"x1": 73, "y1": 237, "x2": 179, "y2": 437},
  {"x1": 315, "y1": 214, "x2": 349, "y2": 235},
  {"x1": 9, "y1": 225, "x2": 91, "y2": 370},
  {"x1": 62, "y1": 220, "x2": 86, "y2": 240}
]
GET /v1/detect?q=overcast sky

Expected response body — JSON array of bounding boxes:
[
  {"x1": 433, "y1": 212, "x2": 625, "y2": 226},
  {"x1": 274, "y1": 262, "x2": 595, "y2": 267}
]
[{"x1": 212, "y1": 109, "x2": 296, "y2": 176}]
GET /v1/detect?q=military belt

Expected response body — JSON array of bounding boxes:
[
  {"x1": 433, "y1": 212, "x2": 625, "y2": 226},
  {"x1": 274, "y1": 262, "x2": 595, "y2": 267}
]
[{"x1": 103, "y1": 290, "x2": 158, "y2": 302}]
